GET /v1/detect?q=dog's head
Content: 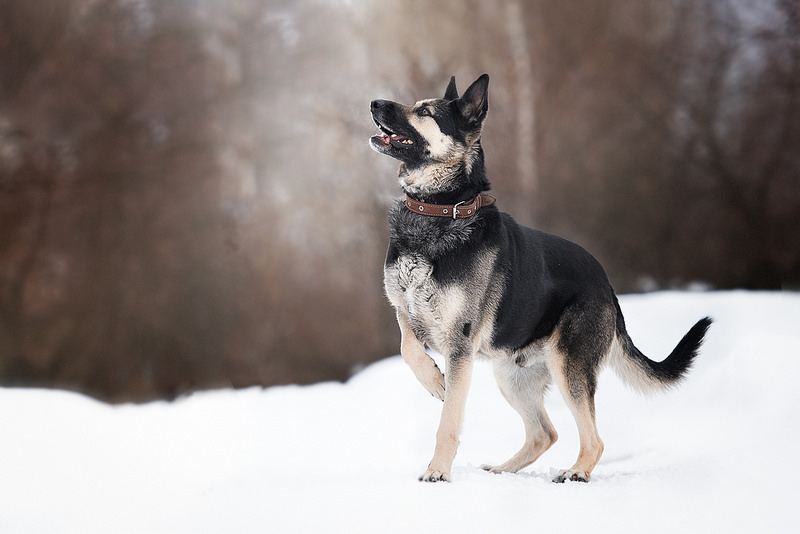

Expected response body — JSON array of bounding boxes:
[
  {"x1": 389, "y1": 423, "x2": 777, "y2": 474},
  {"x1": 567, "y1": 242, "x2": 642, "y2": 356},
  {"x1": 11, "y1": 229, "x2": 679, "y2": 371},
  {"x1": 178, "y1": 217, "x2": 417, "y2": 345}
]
[{"x1": 370, "y1": 74, "x2": 490, "y2": 197}]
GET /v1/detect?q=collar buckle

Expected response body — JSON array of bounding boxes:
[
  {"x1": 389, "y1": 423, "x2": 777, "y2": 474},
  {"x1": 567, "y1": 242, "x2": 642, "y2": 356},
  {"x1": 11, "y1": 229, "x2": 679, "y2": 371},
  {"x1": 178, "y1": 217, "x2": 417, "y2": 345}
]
[{"x1": 452, "y1": 200, "x2": 467, "y2": 220}]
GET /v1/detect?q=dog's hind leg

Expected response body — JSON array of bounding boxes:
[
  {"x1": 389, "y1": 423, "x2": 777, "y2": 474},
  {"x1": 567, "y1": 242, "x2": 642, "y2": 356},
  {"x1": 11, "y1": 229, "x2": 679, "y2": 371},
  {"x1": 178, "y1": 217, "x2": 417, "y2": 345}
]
[
  {"x1": 481, "y1": 356, "x2": 558, "y2": 474},
  {"x1": 549, "y1": 349, "x2": 604, "y2": 483},
  {"x1": 548, "y1": 301, "x2": 614, "y2": 482},
  {"x1": 397, "y1": 311, "x2": 446, "y2": 401}
]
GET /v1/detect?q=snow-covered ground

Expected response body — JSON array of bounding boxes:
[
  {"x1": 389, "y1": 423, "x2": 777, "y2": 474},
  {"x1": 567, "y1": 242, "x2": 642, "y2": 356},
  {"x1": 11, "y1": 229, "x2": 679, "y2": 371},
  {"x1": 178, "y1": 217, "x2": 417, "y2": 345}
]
[{"x1": 1, "y1": 291, "x2": 798, "y2": 533}]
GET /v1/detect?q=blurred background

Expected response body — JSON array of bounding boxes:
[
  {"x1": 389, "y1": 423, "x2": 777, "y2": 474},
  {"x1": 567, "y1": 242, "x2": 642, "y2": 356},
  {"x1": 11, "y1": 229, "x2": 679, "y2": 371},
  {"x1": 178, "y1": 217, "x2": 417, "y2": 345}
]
[{"x1": 0, "y1": 0, "x2": 798, "y2": 402}]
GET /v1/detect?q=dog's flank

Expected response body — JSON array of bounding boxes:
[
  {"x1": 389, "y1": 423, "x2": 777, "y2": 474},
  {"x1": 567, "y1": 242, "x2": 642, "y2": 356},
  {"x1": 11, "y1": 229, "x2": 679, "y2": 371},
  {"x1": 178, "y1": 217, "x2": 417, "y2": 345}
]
[{"x1": 370, "y1": 74, "x2": 711, "y2": 484}]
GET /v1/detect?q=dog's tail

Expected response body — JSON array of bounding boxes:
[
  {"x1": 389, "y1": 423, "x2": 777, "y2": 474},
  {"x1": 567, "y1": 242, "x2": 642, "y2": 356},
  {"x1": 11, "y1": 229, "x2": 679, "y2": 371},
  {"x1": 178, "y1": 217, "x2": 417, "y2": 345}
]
[{"x1": 609, "y1": 300, "x2": 712, "y2": 394}]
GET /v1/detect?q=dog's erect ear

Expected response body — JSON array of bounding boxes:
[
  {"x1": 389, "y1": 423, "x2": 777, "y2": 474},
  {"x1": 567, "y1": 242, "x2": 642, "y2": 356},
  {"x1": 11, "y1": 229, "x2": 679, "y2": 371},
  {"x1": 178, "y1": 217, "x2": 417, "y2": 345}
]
[
  {"x1": 444, "y1": 76, "x2": 459, "y2": 100},
  {"x1": 459, "y1": 74, "x2": 489, "y2": 124}
]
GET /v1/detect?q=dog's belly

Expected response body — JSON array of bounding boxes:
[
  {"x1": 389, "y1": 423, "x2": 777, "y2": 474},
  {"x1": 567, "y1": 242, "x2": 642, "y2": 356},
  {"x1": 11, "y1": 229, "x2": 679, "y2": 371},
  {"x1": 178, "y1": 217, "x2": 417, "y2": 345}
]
[{"x1": 384, "y1": 254, "x2": 465, "y2": 351}]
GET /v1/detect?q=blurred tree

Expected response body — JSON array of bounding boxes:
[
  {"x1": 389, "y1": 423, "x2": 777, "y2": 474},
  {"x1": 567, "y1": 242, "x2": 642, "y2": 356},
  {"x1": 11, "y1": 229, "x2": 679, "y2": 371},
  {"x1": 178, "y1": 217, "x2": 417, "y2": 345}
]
[
  {"x1": 669, "y1": 0, "x2": 800, "y2": 288},
  {"x1": 0, "y1": 0, "x2": 398, "y2": 401},
  {"x1": 521, "y1": 0, "x2": 800, "y2": 290},
  {"x1": 0, "y1": 0, "x2": 797, "y2": 401}
]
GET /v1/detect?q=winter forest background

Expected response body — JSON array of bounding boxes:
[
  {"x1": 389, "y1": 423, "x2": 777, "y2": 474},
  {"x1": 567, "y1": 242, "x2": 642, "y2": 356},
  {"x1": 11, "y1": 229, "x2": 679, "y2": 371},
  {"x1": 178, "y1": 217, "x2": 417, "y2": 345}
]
[{"x1": 0, "y1": 0, "x2": 798, "y2": 402}]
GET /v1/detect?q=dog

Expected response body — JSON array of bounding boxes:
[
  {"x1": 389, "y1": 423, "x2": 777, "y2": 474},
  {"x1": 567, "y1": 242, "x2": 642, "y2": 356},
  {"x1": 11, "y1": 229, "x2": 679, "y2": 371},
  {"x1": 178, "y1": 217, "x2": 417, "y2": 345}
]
[{"x1": 369, "y1": 74, "x2": 712, "y2": 483}]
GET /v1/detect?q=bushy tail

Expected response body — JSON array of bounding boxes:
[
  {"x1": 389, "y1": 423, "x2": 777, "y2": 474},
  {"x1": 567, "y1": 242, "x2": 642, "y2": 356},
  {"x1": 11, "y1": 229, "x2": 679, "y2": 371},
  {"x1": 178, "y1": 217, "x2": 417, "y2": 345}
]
[{"x1": 610, "y1": 301, "x2": 712, "y2": 394}]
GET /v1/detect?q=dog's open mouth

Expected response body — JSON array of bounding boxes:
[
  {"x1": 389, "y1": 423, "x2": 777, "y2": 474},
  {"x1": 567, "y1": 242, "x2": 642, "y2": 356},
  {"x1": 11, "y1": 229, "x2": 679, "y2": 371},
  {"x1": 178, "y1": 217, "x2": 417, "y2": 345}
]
[{"x1": 373, "y1": 120, "x2": 414, "y2": 148}]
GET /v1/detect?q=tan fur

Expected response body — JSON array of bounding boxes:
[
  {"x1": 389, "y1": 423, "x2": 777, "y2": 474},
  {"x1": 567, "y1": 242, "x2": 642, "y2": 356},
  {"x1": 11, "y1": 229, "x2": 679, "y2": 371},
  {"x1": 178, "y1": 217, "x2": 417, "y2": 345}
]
[
  {"x1": 397, "y1": 310, "x2": 445, "y2": 400},
  {"x1": 548, "y1": 345, "x2": 604, "y2": 482},
  {"x1": 421, "y1": 355, "x2": 475, "y2": 482},
  {"x1": 409, "y1": 100, "x2": 457, "y2": 160},
  {"x1": 398, "y1": 159, "x2": 464, "y2": 196},
  {"x1": 481, "y1": 355, "x2": 558, "y2": 474},
  {"x1": 606, "y1": 334, "x2": 668, "y2": 394}
]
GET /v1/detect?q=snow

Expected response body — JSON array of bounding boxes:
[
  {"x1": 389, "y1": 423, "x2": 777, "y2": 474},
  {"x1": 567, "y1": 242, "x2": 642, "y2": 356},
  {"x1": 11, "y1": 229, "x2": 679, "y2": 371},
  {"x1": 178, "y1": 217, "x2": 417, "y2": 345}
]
[{"x1": 1, "y1": 291, "x2": 799, "y2": 533}]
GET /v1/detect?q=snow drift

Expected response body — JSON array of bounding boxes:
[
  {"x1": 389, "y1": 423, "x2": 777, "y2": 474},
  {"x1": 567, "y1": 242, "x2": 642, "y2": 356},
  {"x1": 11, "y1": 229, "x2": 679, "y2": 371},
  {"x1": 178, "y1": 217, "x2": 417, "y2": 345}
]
[{"x1": 1, "y1": 291, "x2": 798, "y2": 533}]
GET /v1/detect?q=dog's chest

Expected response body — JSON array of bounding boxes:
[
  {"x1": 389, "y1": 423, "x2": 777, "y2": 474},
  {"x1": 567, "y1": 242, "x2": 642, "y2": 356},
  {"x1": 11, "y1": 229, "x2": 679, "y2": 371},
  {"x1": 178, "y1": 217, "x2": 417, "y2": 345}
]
[
  {"x1": 384, "y1": 254, "x2": 435, "y2": 318},
  {"x1": 384, "y1": 254, "x2": 461, "y2": 343}
]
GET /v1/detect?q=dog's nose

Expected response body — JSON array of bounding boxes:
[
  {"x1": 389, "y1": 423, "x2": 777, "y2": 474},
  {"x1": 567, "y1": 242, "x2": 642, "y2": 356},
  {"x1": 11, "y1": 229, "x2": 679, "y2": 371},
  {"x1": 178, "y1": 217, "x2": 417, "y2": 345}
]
[{"x1": 371, "y1": 99, "x2": 387, "y2": 111}]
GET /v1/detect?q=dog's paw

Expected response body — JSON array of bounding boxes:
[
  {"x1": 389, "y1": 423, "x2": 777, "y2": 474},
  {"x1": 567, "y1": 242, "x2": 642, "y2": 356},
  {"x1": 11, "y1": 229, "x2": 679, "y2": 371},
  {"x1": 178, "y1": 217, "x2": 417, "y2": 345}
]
[
  {"x1": 419, "y1": 368, "x2": 446, "y2": 401},
  {"x1": 552, "y1": 469, "x2": 590, "y2": 483},
  {"x1": 479, "y1": 464, "x2": 505, "y2": 474},
  {"x1": 419, "y1": 468, "x2": 450, "y2": 483}
]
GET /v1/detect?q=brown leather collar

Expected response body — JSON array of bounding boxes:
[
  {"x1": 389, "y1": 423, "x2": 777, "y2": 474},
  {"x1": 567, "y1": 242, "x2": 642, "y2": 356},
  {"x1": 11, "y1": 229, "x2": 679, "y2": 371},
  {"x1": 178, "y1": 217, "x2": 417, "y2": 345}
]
[{"x1": 404, "y1": 194, "x2": 496, "y2": 219}]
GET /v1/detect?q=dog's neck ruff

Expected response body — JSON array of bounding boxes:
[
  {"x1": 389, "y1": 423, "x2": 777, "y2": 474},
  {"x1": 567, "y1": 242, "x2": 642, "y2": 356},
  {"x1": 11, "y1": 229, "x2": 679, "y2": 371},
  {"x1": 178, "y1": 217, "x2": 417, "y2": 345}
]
[{"x1": 404, "y1": 194, "x2": 496, "y2": 219}]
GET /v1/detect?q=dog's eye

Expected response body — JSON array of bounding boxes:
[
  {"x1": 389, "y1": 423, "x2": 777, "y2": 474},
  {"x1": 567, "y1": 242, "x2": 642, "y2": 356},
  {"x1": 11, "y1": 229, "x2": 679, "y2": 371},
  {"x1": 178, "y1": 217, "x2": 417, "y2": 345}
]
[{"x1": 418, "y1": 108, "x2": 431, "y2": 117}]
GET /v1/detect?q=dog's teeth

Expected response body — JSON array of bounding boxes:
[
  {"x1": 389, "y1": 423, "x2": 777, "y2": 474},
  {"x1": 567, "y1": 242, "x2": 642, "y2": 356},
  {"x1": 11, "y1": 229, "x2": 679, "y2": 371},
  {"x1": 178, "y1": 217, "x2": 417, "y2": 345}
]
[{"x1": 385, "y1": 133, "x2": 413, "y2": 146}]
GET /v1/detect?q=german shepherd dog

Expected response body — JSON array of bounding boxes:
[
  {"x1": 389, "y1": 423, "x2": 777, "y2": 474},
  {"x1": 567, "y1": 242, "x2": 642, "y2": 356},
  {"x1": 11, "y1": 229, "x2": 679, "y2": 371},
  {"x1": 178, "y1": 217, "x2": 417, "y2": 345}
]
[{"x1": 369, "y1": 74, "x2": 712, "y2": 483}]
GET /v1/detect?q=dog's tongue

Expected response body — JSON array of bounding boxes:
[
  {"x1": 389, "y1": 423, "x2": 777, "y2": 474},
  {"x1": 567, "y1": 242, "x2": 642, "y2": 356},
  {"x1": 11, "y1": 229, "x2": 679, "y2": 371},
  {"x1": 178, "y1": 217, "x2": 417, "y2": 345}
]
[{"x1": 378, "y1": 132, "x2": 412, "y2": 146}]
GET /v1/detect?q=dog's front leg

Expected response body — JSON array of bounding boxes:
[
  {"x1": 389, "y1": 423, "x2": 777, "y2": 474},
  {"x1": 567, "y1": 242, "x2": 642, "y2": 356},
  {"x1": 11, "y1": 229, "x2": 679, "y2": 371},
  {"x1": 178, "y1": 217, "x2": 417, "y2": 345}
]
[
  {"x1": 397, "y1": 311, "x2": 446, "y2": 400},
  {"x1": 420, "y1": 352, "x2": 474, "y2": 482}
]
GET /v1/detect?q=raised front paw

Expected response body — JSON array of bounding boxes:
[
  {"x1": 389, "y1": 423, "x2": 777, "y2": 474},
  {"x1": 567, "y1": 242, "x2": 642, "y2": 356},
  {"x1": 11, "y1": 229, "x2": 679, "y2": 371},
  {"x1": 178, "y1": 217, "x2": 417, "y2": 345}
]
[
  {"x1": 417, "y1": 366, "x2": 445, "y2": 401},
  {"x1": 552, "y1": 469, "x2": 590, "y2": 483},
  {"x1": 419, "y1": 468, "x2": 450, "y2": 483}
]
